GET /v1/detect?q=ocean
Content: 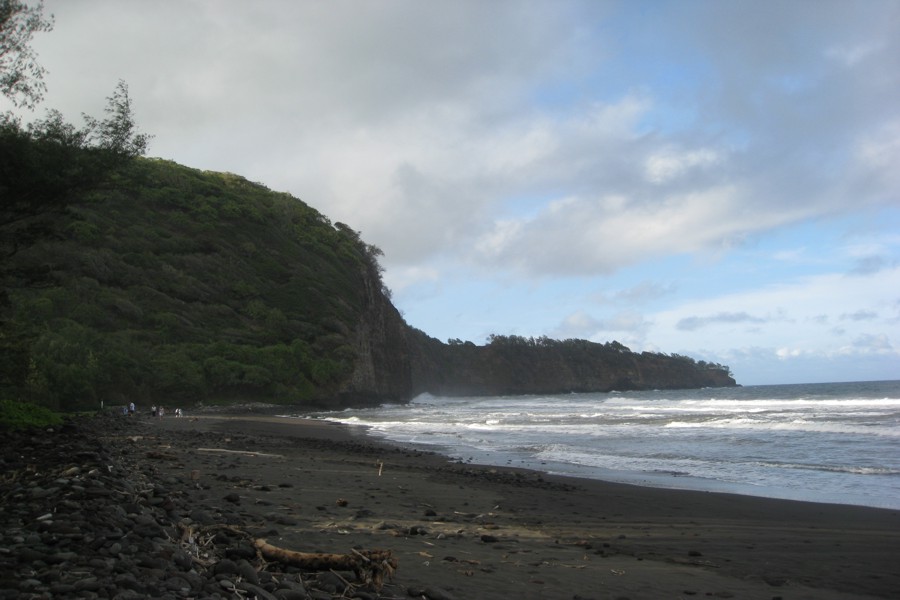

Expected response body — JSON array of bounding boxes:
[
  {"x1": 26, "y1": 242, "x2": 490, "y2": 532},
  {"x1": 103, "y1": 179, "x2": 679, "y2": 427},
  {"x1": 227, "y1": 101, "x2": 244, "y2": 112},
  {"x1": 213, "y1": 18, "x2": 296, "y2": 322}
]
[{"x1": 305, "y1": 380, "x2": 900, "y2": 510}]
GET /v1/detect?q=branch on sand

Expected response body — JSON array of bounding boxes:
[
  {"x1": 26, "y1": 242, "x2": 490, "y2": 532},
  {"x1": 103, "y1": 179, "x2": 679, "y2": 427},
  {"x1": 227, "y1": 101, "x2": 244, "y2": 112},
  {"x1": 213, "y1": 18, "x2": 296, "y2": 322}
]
[
  {"x1": 177, "y1": 524, "x2": 398, "y2": 591},
  {"x1": 254, "y1": 538, "x2": 398, "y2": 590}
]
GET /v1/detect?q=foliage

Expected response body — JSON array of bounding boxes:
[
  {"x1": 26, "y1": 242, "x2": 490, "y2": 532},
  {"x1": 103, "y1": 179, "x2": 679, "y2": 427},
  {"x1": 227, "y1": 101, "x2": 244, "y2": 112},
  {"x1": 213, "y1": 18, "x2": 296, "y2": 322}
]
[
  {"x1": 483, "y1": 334, "x2": 730, "y2": 374},
  {"x1": 0, "y1": 398, "x2": 62, "y2": 430},
  {"x1": 1, "y1": 81, "x2": 152, "y2": 263},
  {"x1": 81, "y1": 80, "x2": 153, "y2": 158},
  {"x1": 0, "y1": 0, "x2": 53, "y2": 109},
  {"x1": 2, "y1": 156, "x2": 391, "y2": 409},
  {"x1": 1, "y1": 75, "x2": 155, "y2": 413}
]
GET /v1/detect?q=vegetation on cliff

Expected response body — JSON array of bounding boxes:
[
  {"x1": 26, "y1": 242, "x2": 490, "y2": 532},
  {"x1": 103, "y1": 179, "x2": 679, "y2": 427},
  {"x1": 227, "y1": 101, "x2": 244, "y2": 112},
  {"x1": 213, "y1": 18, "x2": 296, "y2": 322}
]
[
  {"x1": 408, "y1": 331, "x2": 734, "y2": 397},
  {"x1": 1, "y1": 154, "x2": 391, "y2": 410}
]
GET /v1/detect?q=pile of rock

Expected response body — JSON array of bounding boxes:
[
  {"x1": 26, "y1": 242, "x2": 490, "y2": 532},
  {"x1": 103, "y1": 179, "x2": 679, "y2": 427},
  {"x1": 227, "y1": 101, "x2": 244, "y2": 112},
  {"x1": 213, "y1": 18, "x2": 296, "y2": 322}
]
[{"x1": 0, "y1": 414, "x2": 367, "y2": 599}]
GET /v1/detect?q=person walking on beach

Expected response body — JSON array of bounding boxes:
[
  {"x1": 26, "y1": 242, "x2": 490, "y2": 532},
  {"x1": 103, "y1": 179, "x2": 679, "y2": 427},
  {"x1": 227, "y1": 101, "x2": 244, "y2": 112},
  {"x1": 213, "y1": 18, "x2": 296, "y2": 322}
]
[{"x1": 129, "y1": 402, "x2": 135, "y2": 415}]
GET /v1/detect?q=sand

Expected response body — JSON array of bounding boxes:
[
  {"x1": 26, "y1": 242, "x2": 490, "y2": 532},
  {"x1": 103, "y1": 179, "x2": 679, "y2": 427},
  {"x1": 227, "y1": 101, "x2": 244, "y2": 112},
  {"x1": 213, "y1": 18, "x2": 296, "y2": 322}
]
[{"x1": 139, "y1": 412, "x2": 898, "y2": 599}]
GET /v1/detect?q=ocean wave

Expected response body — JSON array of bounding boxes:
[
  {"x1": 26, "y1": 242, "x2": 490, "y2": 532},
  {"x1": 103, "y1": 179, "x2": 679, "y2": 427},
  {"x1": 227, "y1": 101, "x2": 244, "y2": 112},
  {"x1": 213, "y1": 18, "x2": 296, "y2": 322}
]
[
  {"x1": 663, "y1": 418, "x2": 900, "y2": 437},
  {"x1": 756, "y1": 462, "x2": 900, "y2": 476}
]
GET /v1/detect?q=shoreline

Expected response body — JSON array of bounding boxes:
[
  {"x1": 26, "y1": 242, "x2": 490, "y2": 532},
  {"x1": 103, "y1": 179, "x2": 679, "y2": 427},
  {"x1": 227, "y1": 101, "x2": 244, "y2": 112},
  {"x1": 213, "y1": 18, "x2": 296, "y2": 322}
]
[
  {"x1": 10, "y1": 409, "x2": 890, "y2": 598},
  {"x1": 294, "y1": 414, "x2": 900, "y2": 512},
  {"x1": 149, "y1": 412, "x2": 898, "y2": 599}
]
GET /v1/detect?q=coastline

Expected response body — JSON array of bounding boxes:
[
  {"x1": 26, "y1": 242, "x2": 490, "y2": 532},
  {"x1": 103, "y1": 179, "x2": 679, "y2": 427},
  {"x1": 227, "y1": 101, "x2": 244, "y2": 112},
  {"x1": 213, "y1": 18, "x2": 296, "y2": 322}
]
[
  {"x1": 0, "y1": 411, "x2": 900, "y2": 600},
  {"x1": 308, "y1": 382, "x2": 900, "y2": 512},
  {"x1": 151, "y1": 412, "x2": 897, "y2": 599},
  {"x1": 361, "y1": 438, "x2": 900, "y2": 511}
]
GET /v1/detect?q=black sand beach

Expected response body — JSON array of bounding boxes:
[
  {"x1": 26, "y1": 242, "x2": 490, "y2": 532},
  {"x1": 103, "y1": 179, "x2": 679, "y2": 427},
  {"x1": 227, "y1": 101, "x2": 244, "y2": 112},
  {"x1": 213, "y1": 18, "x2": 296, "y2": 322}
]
[{"x1": 2, "y1": 411, "x2": 898, "y2": 599}]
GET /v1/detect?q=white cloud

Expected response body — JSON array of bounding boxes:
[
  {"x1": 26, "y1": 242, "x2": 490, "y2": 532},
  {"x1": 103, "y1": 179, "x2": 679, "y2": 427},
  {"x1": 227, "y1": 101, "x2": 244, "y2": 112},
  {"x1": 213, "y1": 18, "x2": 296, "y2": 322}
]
[
  {"x1": 383, "y1": 266, "x2": 440, "y2": 294},
  {"x1": 469, "y1": 182, "x2": 825, "y2": 277},
  {"x1": 649, "y1": 267, "x2": 900, "y2": 368},
  {"x1": 645, "y1": 147, "x2": 721, "y2": 184},
  {"x1": 847, "y1": 333, "x2": 893, "y2": 354},
  {"x1": 854, "y1": 119, "x2": 900, "y2": 192},
  {"x1": 19, "y1": 0, "x2": 897, "y2": 279},
  {"x1": 825, "y1": 41, "x2": 885, "y2": 67}
]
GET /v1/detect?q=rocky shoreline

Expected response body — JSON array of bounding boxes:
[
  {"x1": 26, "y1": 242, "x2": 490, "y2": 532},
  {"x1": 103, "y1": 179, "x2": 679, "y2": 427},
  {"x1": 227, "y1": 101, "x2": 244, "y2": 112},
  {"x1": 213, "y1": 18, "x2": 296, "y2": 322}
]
[
  {"x1": 3, "y1": 411, "x2": 897, "y2": 600},
  {"x1": 1, "y1": 414, "x2": 335, "y2": 600}
]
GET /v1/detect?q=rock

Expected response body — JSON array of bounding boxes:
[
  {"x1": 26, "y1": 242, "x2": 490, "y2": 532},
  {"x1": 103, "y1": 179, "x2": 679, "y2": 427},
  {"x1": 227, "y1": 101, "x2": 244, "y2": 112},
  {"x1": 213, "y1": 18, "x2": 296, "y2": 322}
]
[
  {"x1": 314, "y1": 571, "x2": 346, "y2": 593},
  {"x1": 407, "y1": 587, "x2": 458, "y2": 600},
  {"x1": 0, "y1": 416, "x2": 406, "y2": 600},
  {"x1": 212, "y1": 558, "x2": 240, "y2": 576},
  {"x1": 225, "y1": 543, "x2": 257, "y2": 560},
  {"x1": 238, "y1": 581, "x2": 278, "y2": 600},
  {"x1": 237, "y1": 559, "x2": 260, "y2": 585},
  {"x1": 274, "y1": 590, "x2": 308, "y2": 600}
]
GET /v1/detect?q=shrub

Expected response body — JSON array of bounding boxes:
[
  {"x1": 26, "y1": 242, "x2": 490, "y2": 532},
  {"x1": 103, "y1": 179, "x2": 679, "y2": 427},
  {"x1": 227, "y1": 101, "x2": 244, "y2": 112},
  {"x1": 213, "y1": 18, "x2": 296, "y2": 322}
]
[{"x1": 0, "y1": 399, "x2": 63, "y2": 430}]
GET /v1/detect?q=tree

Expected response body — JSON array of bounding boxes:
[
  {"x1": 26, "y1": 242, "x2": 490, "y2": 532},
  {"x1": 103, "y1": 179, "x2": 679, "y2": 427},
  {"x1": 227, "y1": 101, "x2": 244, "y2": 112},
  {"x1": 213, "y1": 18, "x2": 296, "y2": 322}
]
[
  {"x1": 0, "y1": 0, "x2": 54, "y2": 109},
  {"x1": 83, "y1": 80, "x2": 152, "y2": 158},
  {"x1": 1, "y1": 80, "x2": 152, "y2": 398},
  {"x1": 1, "y1": 81, "x2": 152, "y2": 242}
]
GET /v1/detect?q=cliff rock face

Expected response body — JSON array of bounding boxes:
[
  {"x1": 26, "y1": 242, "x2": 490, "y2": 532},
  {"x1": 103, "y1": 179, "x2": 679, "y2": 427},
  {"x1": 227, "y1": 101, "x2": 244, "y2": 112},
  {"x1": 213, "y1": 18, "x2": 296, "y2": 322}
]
[
  {"x1": 341, "y1": 264, "x2": 411, "y2": 404},
  {"x1": 346, "y1": 309, "x2": 736, "y2": 402}
]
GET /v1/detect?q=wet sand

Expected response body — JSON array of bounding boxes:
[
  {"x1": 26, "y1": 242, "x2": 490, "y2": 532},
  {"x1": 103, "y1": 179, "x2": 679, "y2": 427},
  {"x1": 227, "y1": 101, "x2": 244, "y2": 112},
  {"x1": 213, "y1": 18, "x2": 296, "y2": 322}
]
[{"x1": 145, "y1": 412, "x2": 898, "y2": 599}]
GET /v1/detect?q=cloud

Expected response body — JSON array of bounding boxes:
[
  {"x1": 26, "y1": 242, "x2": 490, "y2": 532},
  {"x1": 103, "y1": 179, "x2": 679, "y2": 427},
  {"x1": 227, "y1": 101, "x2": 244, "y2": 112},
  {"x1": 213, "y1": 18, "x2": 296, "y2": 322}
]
[
  {"x1": 604, "y1": 281, "x2": 677, "y2": 305},
  {"x1": 848, "y1": 333, "x2": 893, "y2": 354},
  {"x1": 825, "y1": 41, "x2": 885, "y2": 67},
  {"x1": 20, "y1": 0, "x2": 899, "y2": 282},
  {"x1": 553, "y1": 309, "x2": 650, "y2": 341},
  {"x1": 554, "y1": 310, "x2": 602, "y2": 340},
  {"x1": 644, "y1": 147, "x2": 721, "y2": 184},
  {"x1": 676, "y1": 312, "x2": 767, "y2": 332},
  {"x1": 840, "y1": 310, "x2": 878, "y2": 322},
  {"x1": 849, "y1": 255, "x2": 892, "y2": 275},
  {"x1": 599, "y1": 310, "x2": 651, "y2": 334},
  {"x1": 383, "y1": 265, "x2": 440, "y2": 294}
]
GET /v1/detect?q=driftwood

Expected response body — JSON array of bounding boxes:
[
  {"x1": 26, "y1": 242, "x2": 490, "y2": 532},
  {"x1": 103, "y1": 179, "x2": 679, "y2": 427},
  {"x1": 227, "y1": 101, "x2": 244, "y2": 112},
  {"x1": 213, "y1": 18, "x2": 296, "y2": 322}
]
[
  {"x1": 195, "y1": 448, "x2": 284, "y2": 458},
  {"x1": 254, "y1": 538, "x2": 398, "y2": 589},
  {"x1": 176, "y1": 524, "x2": 397, "y2": 590}
]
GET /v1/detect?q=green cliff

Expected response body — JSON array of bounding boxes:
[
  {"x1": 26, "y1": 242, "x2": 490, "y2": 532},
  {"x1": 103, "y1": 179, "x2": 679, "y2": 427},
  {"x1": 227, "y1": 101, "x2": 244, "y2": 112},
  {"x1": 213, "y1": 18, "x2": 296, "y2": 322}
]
[{"x1": 1, "y1": 158, "x2": 734, "y2": 412}]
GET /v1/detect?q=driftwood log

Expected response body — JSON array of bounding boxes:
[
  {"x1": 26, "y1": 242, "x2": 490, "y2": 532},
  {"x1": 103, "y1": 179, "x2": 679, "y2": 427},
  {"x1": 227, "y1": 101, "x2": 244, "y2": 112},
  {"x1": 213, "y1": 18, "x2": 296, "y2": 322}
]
[{"x1": 254, "y1": 538, "x2": 398, "y2": 590}]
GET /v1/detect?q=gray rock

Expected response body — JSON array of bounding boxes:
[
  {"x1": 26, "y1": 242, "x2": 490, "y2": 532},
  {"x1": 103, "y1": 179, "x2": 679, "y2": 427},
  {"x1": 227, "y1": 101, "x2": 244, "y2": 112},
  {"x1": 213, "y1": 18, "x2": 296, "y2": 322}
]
[
  {"x1": 212, "y1": 558, "x2": 240, "y2": 576},
  {"x1": 237, "y1": 581, "x2": 278, "y2": 600},
  {"x1": 237, "y1": 558, "x2": 259, "y2": 585}
]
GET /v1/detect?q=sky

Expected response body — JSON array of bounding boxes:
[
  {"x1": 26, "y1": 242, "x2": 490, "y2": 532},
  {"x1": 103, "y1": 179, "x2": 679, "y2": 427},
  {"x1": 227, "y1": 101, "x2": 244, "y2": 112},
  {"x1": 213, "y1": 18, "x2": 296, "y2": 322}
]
[{"x1": 8, "y1": 0, "x2": 899, "y2": 385}]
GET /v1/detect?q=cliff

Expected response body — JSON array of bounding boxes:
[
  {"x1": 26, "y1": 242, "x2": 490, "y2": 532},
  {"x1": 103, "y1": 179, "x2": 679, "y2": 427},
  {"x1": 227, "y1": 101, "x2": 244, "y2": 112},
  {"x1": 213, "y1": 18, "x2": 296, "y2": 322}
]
[
  {"x1": 403, "y1": 331, "x2": 734, "y2": 397},
  {"x1": 1, "y1": 157, "x2": 734, "y2": 412}
]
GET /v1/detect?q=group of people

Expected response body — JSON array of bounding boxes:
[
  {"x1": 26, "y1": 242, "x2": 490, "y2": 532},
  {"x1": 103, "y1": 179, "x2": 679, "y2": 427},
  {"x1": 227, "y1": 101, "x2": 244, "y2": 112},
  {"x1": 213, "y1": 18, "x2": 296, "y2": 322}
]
[
  {"x1": 119, "y1": 403, "x2": 183, "y2": 417},
  {"x1": 151, "y1": 405, "x2": 183, "y2": 417}
]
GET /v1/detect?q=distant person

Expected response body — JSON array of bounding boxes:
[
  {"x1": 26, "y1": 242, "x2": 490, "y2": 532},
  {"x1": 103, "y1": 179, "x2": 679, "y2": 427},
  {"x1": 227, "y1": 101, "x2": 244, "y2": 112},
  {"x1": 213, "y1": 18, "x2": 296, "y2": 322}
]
[
  {"x1": 151, "y1": 405, "x2": 157, "y2": 417},
  {"x1": 159, "y1": 406, "x2": 165, "y2": 418},
  {"x1": 129, "y1": 402, "x2": 135, "y2": 415}
]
